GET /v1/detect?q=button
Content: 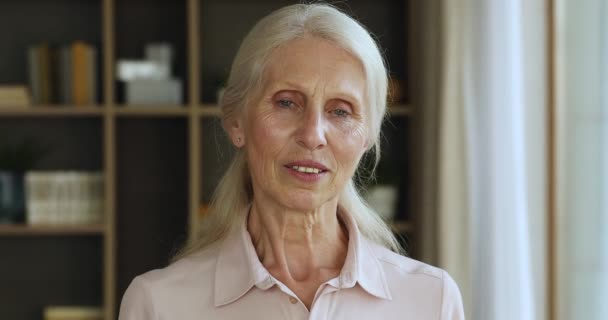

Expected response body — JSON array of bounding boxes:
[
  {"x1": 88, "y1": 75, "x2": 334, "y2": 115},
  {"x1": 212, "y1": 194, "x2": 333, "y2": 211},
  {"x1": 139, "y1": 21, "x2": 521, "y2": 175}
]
[{"x1": 289, "y1": 296, "x2": 298, "y2": 304}]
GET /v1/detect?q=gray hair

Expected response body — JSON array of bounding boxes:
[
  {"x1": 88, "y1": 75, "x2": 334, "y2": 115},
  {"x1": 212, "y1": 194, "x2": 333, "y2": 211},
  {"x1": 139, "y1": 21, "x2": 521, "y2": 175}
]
[{"x1": 173, "y1": 3, "x2": 402, "y2": 262}]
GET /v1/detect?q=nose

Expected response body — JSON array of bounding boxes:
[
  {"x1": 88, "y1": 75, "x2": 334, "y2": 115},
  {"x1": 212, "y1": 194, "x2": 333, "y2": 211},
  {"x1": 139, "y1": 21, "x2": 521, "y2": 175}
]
[{"x1": 296, "y1": 108, "x2": 327, "y2": 151}]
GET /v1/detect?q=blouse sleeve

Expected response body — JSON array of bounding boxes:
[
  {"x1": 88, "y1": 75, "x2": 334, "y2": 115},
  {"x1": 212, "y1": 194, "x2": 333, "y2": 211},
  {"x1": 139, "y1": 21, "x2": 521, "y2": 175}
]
[
  {"x1": 440, "y1": 270, "x2": 466, "y2": 320},
  {"x1": 118, "y1": 276, "x2": 158, "y2": 320}
]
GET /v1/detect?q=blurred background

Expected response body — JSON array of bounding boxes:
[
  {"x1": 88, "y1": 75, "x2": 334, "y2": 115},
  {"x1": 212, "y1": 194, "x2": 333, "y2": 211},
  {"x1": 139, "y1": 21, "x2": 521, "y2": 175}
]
[{"x1": 0, "y1": 0, "x2": 605, "y2": 319}]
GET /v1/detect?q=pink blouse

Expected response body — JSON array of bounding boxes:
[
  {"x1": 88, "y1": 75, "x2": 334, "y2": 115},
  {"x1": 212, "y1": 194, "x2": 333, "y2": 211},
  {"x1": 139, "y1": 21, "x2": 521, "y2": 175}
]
[{"x1": 119, "y1": 209, "x2": 465, "y2": 319}]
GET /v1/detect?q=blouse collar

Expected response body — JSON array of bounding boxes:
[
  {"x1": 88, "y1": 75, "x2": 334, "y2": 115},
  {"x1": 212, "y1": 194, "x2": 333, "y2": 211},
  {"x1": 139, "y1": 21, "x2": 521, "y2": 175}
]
[{"x1": 213, "y1": 206, "x2": 392, "y2": 307}]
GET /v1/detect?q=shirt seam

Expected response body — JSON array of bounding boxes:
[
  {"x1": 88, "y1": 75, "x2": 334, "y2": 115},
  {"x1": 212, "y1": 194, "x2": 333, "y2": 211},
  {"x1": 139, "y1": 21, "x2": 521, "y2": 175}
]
[
  {"x1": 376, "y1": 257, "x2": 444, "y2": 280},
  {"x1": 137, "y1": 276, "x2": 160, "y2": 320},
  {"x1": 438, "y1": 270, "x2": 446, "y2": 320}
]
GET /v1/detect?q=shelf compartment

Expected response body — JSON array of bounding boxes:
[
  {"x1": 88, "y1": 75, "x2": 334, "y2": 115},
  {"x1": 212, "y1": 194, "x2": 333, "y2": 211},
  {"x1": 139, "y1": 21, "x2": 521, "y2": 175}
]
[
  {"x1": 0, "y1": 118, "x2": 103, "y2": 171},
  {"x1": 358, "y1": 116, "x2": 412, "y2": 222},
  {"x1": 0, "y1": 224, "x2": 105, "y2": 237},
  {"x1": 0, "y1": 236, "x2": 103, "y2": 320},
  {"x1": 0, "y1": 0, "x2": 103, "y2": 101},
  {"x1": 115, "y1": 117, "x2": 189, "y2": 306},
  {"x1": 199, "y1": 0, "x2": 409, "y2": 104},
  {"x1": 114, "y1": 0, "x2": 189, "y2": 105}
]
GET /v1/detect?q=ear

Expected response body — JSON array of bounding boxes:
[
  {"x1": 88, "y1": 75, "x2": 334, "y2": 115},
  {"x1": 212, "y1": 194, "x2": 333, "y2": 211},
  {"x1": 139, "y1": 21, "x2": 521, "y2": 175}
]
[{"x1": 225, "y1": 116, "x2": 246, "y2": 148}]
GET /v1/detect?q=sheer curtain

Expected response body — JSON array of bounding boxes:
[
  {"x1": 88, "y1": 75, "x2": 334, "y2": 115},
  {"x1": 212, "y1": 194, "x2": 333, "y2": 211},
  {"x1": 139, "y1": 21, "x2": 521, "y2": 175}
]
[
  {"x1": 555, "y1": 0, "x2": 608, "y2": 319},
  {"x1": 438, "y1": 0, "x2": 547, "y2": 319}
]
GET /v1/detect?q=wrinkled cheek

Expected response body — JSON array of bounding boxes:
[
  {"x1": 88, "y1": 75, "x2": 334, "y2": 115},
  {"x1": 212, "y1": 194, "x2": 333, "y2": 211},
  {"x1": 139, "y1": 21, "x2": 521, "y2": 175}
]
[
  {"x1": 333, "y1": 127, "x2": 368, "y2": 173},
  {"x1": 246, "y1": 119, "x2": 287, "y2": 186}
]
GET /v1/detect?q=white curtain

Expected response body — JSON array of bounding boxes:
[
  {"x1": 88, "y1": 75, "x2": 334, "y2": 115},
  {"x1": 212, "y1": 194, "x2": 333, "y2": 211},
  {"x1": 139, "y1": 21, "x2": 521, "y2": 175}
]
[
  {"x1": 438, "y1": 1, "x2": 546, "y2": 319},
  {"x1": 555, "y1": 0, "x2": 608, "y2": 319}
]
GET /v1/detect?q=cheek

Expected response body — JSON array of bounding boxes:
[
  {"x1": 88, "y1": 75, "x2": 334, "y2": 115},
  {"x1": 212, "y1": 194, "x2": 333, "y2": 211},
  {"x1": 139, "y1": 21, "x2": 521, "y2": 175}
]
[
  {"x1": 249, "y1": 113, "x2": 291, "y2": 153},
  {"x1": 330, "y1": 122, "x2": 368, "y2": 171},
  {"x1": 246, "y1": 113, "x2": 292, "y2": 176}
]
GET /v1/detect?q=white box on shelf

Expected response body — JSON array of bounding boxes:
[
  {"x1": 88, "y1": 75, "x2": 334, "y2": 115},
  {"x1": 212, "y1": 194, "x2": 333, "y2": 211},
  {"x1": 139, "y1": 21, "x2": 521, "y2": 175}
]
[
  {"x1": 117, "y1": 60, "x2": 168, "y2": 81},
  {"x1": 125, "y1": 78, "x2": 182, "y2": 105}
]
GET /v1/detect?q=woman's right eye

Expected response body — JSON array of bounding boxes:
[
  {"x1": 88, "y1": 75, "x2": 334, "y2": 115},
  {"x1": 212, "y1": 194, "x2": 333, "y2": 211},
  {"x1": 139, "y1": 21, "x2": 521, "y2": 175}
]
[{"x1": 277, "y1": 99, "x2": 294, "y2": 108}]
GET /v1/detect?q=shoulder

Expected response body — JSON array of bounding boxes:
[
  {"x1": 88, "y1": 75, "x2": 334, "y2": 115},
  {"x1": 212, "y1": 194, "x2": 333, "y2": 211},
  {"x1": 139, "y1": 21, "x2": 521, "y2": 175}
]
[
  {"x1": 118, "y1": 245, "x2": 220, "y2": 320},
  {"x1": 367, "y1": 242, "x2": 465, "y2": 319},
  {"x1": 370, "y1": 242, "x2": 445, "y2": 279},
  {"x1": 139, "y1": 245, "x2": 219, "y2": 288}
]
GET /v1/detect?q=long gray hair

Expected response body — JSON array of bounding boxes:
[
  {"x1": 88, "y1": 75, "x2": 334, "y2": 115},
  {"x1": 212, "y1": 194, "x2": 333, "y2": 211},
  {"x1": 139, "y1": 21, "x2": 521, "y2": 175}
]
[{"x1": 173, "y1": 3, "x2": 402, "y2": 262}]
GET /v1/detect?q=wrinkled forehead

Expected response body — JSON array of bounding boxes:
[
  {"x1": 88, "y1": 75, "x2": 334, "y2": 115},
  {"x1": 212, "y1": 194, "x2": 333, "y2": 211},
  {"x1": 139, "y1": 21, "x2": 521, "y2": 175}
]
[{"x1": 257, "y1": 37, "x2": 368, "y2": 103}]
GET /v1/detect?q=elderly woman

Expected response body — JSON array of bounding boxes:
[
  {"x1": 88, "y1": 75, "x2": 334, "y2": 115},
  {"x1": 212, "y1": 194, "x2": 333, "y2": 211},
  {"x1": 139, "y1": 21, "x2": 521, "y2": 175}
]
[{"x1": 119, "y1": 3, "x2": 464, "y2": 319}]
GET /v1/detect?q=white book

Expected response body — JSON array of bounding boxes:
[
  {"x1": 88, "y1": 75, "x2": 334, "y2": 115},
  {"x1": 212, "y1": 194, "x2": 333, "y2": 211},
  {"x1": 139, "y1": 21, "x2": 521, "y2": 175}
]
[{"x1": 91, "y1": 173, "x2": 104, "y2": 224}]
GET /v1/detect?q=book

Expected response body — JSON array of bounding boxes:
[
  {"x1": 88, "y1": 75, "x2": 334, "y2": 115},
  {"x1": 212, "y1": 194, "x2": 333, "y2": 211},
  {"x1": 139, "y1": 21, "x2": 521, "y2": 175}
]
[
  {"x1": 59, "y1": 46, "x2": 72, "y2": 104},
  {"x1": 25, "y1": 171, "x2": 104, "y2": 225},
  {"x1": 0, "y1": 86, "x2": 31, "y2": 107},
  {"x1": 39, "y1": 43, "x2": 51, "y2": 104},
  {"x1": 44, "y1": 306, "x2": 103, "y2": 320},
  {"x1": 87, "y1": 46, "x2": 98, "y2": 105},
  {"x1": 72, "y1": 42, "x2": 89, "y2": 105},
  {"x1": 27, "y1": 42, "x2": 98, "y2": 106},
  {"x1": 28, "y1": 46, "x2": 41, "y2": 104}
]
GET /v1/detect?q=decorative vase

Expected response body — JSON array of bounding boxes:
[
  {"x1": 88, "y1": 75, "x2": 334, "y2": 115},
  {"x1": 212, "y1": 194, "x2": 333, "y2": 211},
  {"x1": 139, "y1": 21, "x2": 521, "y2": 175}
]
[
  {"x1": 0, "y1": 171, "x2": 25, "y2": 224},
  {"x1": 364, "y1": 184, "x2": 398, "y2": 222}
]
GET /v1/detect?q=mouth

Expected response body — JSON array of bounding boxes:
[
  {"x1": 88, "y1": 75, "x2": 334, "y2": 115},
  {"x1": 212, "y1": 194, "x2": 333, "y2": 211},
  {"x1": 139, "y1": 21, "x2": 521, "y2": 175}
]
[
  {"x1": 287, "y1": 165, "x2": 327, "y2": 174},
  {"x1": 284, "y1": 161, "x2": 330, "y2": 176}
]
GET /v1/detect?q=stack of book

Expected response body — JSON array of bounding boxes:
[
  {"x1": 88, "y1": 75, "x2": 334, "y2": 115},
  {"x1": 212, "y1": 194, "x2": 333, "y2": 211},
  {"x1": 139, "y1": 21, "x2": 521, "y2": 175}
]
[
  {"x1": 24, "y1": 171, "x2": 104, "y2": 225},
  {"x1": 44, "y1": 306, "x2": 103, "y2": 320},
  {"x1": 0, "y1": 85, "x2": 30, "y2": 107},
  {"x1": 28, "y1": 42, "x2": 98, "y2": 105}
]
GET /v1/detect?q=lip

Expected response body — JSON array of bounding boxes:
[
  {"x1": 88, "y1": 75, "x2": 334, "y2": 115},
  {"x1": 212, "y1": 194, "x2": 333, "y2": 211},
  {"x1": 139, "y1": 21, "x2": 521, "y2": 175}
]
[
  {"x1": 283, "y1": 160, "x2": 330, "y2": 183},
  {"x1": 284, "y1": 160, "x2": 330, "y2": 172}
]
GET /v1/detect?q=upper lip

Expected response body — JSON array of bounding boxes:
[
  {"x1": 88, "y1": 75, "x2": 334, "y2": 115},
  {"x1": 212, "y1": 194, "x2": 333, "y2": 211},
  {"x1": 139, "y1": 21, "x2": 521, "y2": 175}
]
[{"x1": 284, "y1": 160, "x2": 330, "y2": 172}]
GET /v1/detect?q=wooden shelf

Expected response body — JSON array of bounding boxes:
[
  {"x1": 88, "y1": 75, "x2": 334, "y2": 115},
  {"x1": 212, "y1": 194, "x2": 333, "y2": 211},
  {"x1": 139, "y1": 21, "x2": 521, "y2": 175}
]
[
  {"x1": 0, "y1": 224, "x2": 105, "y2": 236},
  {"x1": 389, "y1": 104, "x2": 413, "y2": 116},
  {"x1": 390, "y1": 220, "x2": 413, "y2": 233},
  {"x1": 198, "y1": 105, "x2": 222, "y2": 117},
  {"x1": 0, "y1": 1, "x2": 416, "y2": 319},
  {"x1": 0, "y1": 106, "x2": 104, "y2": 117},
  {"x1": 114, "y1": 106, "x2": 190, "y2": 117}
]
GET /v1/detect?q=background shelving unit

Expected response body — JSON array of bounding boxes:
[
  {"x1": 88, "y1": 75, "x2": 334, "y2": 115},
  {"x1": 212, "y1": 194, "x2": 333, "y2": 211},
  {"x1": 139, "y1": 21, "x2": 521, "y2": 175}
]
[{"x1": 0, "y1": 1, "x2": 420, "y2": 319}]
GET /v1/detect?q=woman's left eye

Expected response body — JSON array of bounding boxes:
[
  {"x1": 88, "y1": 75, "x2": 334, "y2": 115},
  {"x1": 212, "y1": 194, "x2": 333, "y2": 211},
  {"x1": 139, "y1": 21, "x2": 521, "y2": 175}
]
[{"x1": 331, "y1": 109, "x2": 350, "y2": 117}]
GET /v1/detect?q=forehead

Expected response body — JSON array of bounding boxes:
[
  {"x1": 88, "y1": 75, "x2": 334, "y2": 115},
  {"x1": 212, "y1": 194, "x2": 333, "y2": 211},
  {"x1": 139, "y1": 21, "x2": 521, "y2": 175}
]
[{"x1": 261, "y1": 37, "x2": 366, "y2": 100}]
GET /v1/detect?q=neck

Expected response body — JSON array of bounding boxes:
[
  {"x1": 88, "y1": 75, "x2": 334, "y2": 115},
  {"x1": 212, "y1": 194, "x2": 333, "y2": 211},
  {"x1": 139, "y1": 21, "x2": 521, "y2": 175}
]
[{"x1": 247, "y1": 198, "x2": 348, "y2": 282}]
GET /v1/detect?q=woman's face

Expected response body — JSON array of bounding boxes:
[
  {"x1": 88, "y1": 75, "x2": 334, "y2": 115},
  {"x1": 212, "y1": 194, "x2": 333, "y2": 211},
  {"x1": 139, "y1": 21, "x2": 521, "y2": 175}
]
[{"x1": 232, "y1": 37, "x2": 369, "y2": 211}]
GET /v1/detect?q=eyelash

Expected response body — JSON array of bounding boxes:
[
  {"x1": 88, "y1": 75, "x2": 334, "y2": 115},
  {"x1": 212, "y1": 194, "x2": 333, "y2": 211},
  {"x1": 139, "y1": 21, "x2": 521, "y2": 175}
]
[
  {"x1": 331, "y1": 108, "x2": 350, "y2": 117},
  {"x1": 277, "y1": 99, "x2": 295, "y2": 109},
  {"x1": 275, "y1": 98, "x2": 352, "y2": 118}
]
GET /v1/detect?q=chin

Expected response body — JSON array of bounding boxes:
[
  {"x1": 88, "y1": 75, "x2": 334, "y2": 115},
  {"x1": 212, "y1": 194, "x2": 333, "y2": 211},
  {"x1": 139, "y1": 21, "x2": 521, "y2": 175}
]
[{"x1": 278, "y1": 189, "x2": 335, "y2": 212}]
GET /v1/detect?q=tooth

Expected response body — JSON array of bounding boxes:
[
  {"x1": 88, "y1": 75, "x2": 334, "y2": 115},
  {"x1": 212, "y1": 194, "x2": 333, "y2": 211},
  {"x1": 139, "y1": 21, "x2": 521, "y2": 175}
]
[
  {"x1": 305, "y1": 167, "x2": 314, "y2": 173},
  {"x1": 298, "y1": 167, "x2": 307, "y2": 173},
  {"x1": 312, "y1": 168, "x2": 319, "y2": 174},
  {"x1": 292, "y1": 166, "x2": 299, "y2": 170}
]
